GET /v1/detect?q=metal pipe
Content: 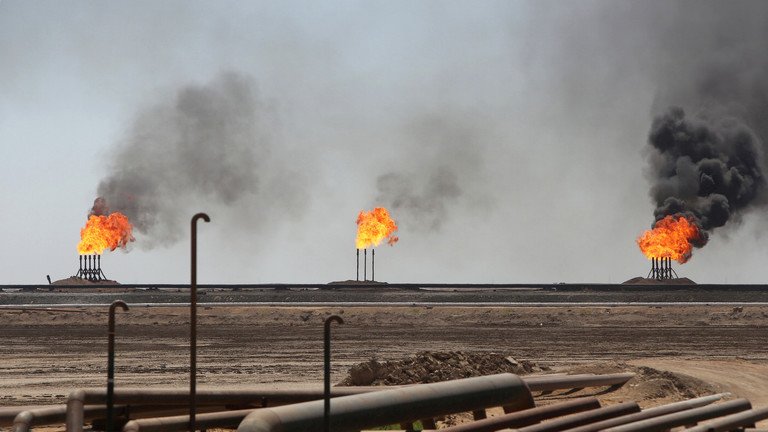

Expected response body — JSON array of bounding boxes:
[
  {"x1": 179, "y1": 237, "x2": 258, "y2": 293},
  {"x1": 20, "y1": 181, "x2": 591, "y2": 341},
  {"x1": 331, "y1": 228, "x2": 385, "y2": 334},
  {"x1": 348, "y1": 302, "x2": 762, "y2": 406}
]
[
  {"x1": 356, "y1": 249, "x2": 359, "y2": 281},
  {"x1": 190, "y1": 212, "x2": 210, "y2": 432},
  {"x1": 516, "y1": 401, "x2": 641, "y2": 432},
  {"x1": 324, "y1": 315, "x2": 344, "y2": 432},
  {"x1": 602, "y1": 398, "x2": 752, "y2": 432},
  {"x1": 522, "y1": 372, "x2": 635, "y2": 392},
  {"x1": 236, "y1": 374, "x2": 534, "y2": 432},
  {"x1": 124, "y1": 409, "x2": 258, "y2": 432},
  {"x1": 65, "y1": 387, "x2": 387, "y2": 432},
  {"x1": 560, "y1": 393, "x2": 729, "y2": 432},
  {"x1": 107, "y1": 300, "x2": 129, "y2": 432},
  {"x1": 438, "y1": 396, "x2": 601, "y2": 432},
  {"x1": 16, "y1": 405, "x2": 128, "y2": 432},
  {"x1": 679, "y1": 405, "x2": 768, "y2": 432},
  {"x1": 372, "y1": 249, "x2": 375, "y2": 281},
  {"x1": 364, "y1": 249, "x2": 367, "y2": 281}
]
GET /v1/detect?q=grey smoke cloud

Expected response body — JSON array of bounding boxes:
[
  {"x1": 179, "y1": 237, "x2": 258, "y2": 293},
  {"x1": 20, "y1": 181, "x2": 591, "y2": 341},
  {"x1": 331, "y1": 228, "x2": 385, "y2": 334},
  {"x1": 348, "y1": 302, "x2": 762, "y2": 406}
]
[
  {"x1": 374, "y1": 114, "x2": 486, "y2": 231},
  {"x1": 93, "y1": 71, "x2": 303, "y2": 248}
]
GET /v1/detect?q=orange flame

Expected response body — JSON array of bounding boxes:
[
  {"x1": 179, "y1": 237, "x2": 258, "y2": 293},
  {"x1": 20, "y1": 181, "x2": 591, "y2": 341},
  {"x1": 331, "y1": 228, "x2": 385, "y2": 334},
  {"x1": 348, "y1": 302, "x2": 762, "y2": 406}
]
[
  {"x1": 356, "y1": 207, "x2": 399, "y2": 249},
  {"x1": 77, "y1": 213, "x2": 135, "y2": 255},
  {"x1": 636, "y1": 215, "x2": 701, "y2": 263}
]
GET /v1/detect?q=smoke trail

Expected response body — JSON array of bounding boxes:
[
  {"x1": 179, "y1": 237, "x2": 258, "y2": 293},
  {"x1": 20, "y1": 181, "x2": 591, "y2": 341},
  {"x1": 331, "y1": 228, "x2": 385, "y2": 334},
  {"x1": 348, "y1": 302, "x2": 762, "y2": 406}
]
[
  {"x1": 91, "y1": 71, "x2": 302, "y2": 248},
  {"x1": 374, "y1": 115, "x2": 484, "y2": 231}
]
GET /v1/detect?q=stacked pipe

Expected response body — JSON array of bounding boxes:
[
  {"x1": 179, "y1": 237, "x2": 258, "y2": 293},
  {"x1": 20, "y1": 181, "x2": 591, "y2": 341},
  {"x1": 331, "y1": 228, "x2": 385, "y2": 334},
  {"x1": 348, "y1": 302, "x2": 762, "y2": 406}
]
[
  {"x1": 647, "y1": 257, "x2": 678, "y2": 281},
  {"x1": 356, "y1": 249, "x2": 375, "y2": 282},
  {"x1": 75, "y1": 254, "x2": 108, "y2": 281}
]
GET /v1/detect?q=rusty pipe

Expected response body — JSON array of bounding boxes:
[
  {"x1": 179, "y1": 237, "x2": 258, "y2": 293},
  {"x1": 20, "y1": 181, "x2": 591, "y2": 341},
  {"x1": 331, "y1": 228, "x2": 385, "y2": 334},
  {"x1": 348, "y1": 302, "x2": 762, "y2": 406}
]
[
  {"x1": 123, "y1": 408, "x2": 258, "y2": 432},
  {"x1": 65, "y1": 387, "x2": 386, "y2": 432},
  {"x1": 237, "y1": 374, "x2": 533, "y2": 432},
  {"x1": 560, "y1": 393, "x2": 729, "y2": 432},
  {"x1": 16, "y1": 405, "x2": 128, "y2": 432},
  {"x1": 679, "y1": 405, "x2": 768, "y2": 432},
  {"x1": 523, "y1": 372, "x2": 635, "y2": 392},
  {"x1": 602, "y1": 398, "x2": 752, "y2": 432},
  {"x1": 516, "y1": 402, "x2": 641, "y2": 432},
  {"x1": 190, "y1": 212, "x2": 210, "y2": 432},
  {"x1": 107, "y1": 300, "x2": 129, "y2": 432},
  {"x1": 324, "y1": 315, "x2": 344, "y2": 432},
  {"x1": 438, "y1": 396, "x2": 601, "y2": 432}
]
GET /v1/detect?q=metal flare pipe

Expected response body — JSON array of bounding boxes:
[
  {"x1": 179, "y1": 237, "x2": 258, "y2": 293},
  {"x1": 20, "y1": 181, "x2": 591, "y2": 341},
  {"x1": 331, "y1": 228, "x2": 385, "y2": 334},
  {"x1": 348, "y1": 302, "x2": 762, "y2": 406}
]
[
  {"x1": 236, "y1": 374, "x2": 534, "y2": 432},
  {"x1": 602, "y1": 398, "x2": 753, "y2": 432}
]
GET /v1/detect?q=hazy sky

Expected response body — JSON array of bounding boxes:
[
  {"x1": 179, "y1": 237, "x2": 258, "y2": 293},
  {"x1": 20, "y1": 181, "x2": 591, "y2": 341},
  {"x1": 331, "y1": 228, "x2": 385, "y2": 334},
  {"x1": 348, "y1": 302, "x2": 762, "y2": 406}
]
[{"x1": 2, "y1": 1, "x2": 768, "y2": 285}]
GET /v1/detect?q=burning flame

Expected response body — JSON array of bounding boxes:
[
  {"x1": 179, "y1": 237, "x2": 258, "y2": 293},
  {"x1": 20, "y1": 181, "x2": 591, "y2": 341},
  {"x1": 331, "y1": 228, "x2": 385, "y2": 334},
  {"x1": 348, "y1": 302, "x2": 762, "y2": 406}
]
[
  {"x1": 636, "y1": 215, "x2": 702, "y2": 263},
  {"x1": 77, "y1": 213, "x2": 135, "y2": 255},
  {"x1": 356, "y1": 207, "x2": 399, "y2": 249}
]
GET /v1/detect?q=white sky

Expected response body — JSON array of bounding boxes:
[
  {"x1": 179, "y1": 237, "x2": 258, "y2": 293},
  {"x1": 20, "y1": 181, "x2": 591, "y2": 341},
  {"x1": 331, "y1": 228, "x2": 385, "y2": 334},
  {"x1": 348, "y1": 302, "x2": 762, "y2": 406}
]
[{"x1": 2, "y1": 1, "x2": 767, "y2": 285}]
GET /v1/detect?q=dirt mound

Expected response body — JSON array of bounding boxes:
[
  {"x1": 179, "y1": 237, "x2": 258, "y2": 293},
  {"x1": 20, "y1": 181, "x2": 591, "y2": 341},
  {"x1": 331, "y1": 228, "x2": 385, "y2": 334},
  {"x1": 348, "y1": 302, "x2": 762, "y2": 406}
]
[
  {"x1": 340, "y1": 351, "x2": 548, "y2": 386},
  {"x1": 622, "y1": 277, "x2": 696, "y2": 285},
  {"x1": 341, "y1": 353, "x2": 715, "y2": 410},
  {"x1": 551, "y1": 361, "x2": 716, "y2": 406},
  {"x1": 50, "y1": 276, "x2": 120, "y2": 285}
]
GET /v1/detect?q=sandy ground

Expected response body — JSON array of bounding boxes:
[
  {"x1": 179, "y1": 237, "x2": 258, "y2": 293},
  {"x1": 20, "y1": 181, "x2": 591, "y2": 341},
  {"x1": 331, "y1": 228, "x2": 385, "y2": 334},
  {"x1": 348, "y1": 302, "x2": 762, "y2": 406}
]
[{"x1": 1, "y1": 300, "x2": 768, "y2": 408}]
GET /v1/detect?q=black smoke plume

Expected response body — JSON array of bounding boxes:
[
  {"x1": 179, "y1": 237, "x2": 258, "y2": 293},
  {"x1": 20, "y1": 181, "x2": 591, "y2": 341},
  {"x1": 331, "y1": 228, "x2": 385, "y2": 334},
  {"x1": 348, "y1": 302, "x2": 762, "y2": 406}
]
[
  {"x1": 646, "y1": 107, "x2": 765, "y2": 247},
  {"x1": 641, "y1": 2, "x2": 768, "y2": 259},
  {"x1": 90, "y1": 71, "x2": 303, "y2": 248}
]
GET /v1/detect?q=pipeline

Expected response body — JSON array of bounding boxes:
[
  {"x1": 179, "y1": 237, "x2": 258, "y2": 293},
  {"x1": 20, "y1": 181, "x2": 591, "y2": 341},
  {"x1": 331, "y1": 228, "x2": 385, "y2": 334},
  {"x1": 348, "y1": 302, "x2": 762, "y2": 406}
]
[
  {"x1": 602, "y1": 398, "x2": 752, "y2": 432},
  {"x1": 560, "y1": 393, "x2": 729, "y2": 432},
  {"x1": 438, "y1": 396, "x2": 601, "y2": 432},
  {"x1": 523, "y1": 372, "x2": 635, "y2": 392},
  {"x1": 123, "y1": 408, "x2": 257, "y2": 432},
  {"x1": 236, "y1": 374, "x2": 534, "y2": 432},
  {"x1": 679, "y1": 406, "x2": 768, "y2": 432},
  {"x1": 15, "y1": 405, "x2": 123, "y2": 432},
  {"x1": 516, "y1": 402, "x2": 641, "y2": 432},
  {"x1": 65, "y1": 387, "x2": 390, "y2": 432}
]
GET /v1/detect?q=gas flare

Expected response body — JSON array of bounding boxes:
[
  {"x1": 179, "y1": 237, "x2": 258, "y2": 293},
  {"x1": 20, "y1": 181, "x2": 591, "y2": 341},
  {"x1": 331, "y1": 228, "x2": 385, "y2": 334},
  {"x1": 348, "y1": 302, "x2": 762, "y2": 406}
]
[
  {"x1": 356, "y1": 207, "x2": 399, "y2": 249},
  {"x1": 77, "y1": 213, "x2": 135, "y2": 255},
  {"x1": 636, "y1": 215, "x2": 702, "y2": 263}
]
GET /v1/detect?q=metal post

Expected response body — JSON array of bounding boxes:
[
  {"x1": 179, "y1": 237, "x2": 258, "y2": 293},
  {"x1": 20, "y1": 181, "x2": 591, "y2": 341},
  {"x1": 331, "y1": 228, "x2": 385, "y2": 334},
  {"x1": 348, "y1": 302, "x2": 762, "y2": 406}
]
[
  {"x1": 363, "y1": 249, "x2": 367, "y2": 281},
  {"x1": 190, "y1": 212, "x2": 210, "y2": 432},
  {"x1": 356, "y1": 249, "x2": 359, "y2": 281},
  {"x1": 107, "y1": 300, "x2": 129, "y2": 432},
  {"x1": 371, "y1": 249, "x2": 375, "y2": 282},
  {"x1": 324, "y1": 315, "x2": 344, "y2": 432}
]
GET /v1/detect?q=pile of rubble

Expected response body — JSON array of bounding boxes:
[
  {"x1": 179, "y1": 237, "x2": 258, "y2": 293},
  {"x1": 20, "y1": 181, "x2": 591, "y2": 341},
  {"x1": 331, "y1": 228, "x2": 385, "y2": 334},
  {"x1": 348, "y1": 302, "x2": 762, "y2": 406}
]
[{"x1": 341, "y1": 351, "x2": 549, "y2": 386}]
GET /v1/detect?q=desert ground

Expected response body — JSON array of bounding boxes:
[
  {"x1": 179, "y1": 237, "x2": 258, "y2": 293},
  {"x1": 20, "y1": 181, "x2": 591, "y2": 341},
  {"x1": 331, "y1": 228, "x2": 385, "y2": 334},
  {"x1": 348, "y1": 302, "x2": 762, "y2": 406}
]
[{"x1": 2, "y1": 285, "x2": 768, "y2": 428}]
